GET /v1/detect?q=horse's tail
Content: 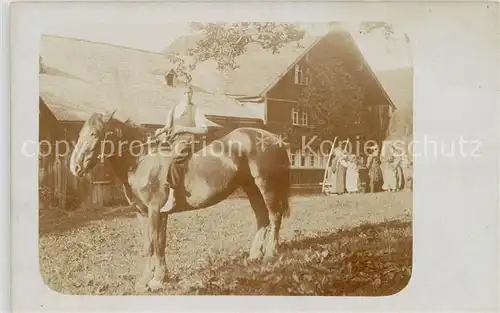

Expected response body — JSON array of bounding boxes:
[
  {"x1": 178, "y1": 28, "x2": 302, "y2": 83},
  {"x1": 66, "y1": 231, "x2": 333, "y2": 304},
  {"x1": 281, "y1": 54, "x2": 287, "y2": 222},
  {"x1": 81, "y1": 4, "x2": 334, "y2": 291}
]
[{"x1": 275, "y1": 147, "x2": 291, "y2": 218}]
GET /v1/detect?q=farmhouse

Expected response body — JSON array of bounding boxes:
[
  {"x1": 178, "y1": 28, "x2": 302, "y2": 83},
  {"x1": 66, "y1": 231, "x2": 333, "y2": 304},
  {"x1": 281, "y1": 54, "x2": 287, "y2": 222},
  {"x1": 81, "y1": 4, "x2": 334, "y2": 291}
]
[
  {"x1": 164, "y1": 27, "x2": 396, "y2": 186},
  {"x1": 39, "y1": 36, "x2": 264, "y2": 208},
  {"x1": 39, "y1": 27, "x2": 399, "y2": 209}
]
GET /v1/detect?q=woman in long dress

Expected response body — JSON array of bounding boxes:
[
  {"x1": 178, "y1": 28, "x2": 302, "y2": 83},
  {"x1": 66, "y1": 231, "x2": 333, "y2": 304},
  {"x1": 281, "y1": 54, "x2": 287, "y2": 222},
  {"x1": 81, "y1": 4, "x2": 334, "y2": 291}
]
[
  {"x1": 346, "y1": 154, "x2": 359, "y2": 194},
  {"x1": 393, "y1": 156, "x2": 405, "y2": 191},
  {"x1": 382, "y1": 156, "x2": 397, "y2": 192},
  {"x1": 400, "y1": 154, "x2": 412, "y2": 191},
  {"x1": 335, "y1": 153, "x2": 348, "y2": 195},
  {"x1": 366, "y1": 146, "x2": 383, "y2": 193}
]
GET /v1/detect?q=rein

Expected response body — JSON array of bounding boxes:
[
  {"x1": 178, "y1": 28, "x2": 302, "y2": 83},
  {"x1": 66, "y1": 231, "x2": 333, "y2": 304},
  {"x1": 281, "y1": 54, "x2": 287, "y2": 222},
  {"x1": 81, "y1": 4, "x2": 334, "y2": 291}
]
[{"x1": 98, "y1": 126, "x2": 175, "y2": 160}]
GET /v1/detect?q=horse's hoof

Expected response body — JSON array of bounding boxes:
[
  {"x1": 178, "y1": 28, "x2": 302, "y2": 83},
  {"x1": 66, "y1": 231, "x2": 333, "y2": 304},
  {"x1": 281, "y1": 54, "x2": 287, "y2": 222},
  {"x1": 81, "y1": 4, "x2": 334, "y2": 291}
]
[
  {"x1": 262, "y1": 255, "x2": 277, "y2": 264},
  {"x1": 247, "y1": 251, "x2": 263, "y2": 262},
  {"x1": 244, "y1": 256, "x2": 259, "y2": 267},
  {"x1": 147, "y1": 278, "x2": 165, "y2": 292},
  {"x1": 134, "y1": 281, "x2": 150, "y2": 294}
]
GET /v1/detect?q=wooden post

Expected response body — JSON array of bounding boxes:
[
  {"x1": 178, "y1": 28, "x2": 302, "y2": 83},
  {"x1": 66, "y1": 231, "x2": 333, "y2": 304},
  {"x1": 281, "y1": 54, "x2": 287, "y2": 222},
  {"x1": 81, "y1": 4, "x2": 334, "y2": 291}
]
[{"x1": 321, "y1": 137, "x2": 338, "y2": 194}]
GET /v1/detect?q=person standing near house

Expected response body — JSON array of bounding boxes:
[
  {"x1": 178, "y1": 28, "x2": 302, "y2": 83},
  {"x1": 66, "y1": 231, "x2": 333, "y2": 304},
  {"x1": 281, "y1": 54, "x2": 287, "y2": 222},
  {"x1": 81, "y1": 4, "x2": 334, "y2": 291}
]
[
  {"x1": 393, "y1": 155, "x2": 405, "y2": 191},
  {"x1": 345, "y1": 154, "x2": 360, "y2": 194},
  {"x1": 366, "y1": 145, "x2": 383, "y2": 193},
  {"x1": 154, "y1": 85, "x2": 221, "y2": 213},
  {"x1": 382, "y1": 155, "x2": 397, "y2": 192},
  {"x1": 334, "y1": 150, "x2": 348, "y2": 195}
]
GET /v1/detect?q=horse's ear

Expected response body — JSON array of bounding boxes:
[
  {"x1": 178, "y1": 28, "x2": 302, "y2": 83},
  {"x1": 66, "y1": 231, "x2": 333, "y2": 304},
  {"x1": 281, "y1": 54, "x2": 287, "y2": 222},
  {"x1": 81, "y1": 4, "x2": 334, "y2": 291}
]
[{"x1": 103, "y1": 109, "x2": 117, "y2": 123}]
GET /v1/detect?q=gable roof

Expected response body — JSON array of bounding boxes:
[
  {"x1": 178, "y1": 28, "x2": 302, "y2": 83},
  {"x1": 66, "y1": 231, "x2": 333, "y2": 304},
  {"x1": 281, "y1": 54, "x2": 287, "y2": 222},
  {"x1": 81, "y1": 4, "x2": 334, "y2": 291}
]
[
  {"x1": 41, "y1": 35, "x2": 177, "y2": 86},
  {"x1": 164, "y1": 29, "x2": 397, "y2": 109},
  {"x1": 40, "y1": 72, "x2": 264, "y2": 124},
  {"x1": 164, "y1": 35, "x2": 321, "y2": 96},
  {"x1": 39, "y1": 36, "x2": 264, "y2": 124}
]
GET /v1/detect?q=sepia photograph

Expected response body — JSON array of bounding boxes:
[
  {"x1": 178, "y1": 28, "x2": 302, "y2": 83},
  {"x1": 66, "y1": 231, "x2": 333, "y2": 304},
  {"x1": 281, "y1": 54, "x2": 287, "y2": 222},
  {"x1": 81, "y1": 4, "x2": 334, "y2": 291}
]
[
  {"x1": 9, "y1": 1, "x2": 500, "y2": 311},
  {"x1": 36, "y1": 21, "x2": 414, "y2": 296}
]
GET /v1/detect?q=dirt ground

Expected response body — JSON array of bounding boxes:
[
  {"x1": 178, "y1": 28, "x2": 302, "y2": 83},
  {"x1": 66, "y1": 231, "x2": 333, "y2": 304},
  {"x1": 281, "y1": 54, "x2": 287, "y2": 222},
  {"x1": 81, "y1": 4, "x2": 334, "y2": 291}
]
[{"x1": 39, "y1": 190, "x2": 413, "y2": 296}]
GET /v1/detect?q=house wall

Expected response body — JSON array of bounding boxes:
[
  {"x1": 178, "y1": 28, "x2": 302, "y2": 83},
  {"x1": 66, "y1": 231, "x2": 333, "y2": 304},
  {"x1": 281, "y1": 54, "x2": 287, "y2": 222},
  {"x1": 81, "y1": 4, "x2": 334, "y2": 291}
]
[
  {"x1": 262, "y1": 31, "x2": 395, "y2": 188},
  {"x1": 265, "y1": 60, "x2": 307, "y2": 100}
]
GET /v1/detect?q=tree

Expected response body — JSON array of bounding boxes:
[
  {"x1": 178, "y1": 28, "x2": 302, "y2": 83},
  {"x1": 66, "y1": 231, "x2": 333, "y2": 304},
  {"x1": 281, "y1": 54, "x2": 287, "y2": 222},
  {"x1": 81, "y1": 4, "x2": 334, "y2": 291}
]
[
  {"x1": 170, "y1": 22, "x2": 402, "y2": 77},
  {"x1": 359, "y1": 22, "x2": 395, "y2": 39},
  {"x1": 168, "y1": 22, "x2": 398, "y2": 144},
  {"x1": 166, "y1": 22, "x2": 306, "y2": 81}
]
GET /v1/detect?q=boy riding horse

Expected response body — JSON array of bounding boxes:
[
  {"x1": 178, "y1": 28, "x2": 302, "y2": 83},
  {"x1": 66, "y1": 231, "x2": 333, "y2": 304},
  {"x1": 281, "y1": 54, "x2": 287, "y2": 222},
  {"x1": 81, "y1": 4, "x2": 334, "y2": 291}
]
[{"x1": 154, "y1": 85, "x2": 220, "y2": 213}]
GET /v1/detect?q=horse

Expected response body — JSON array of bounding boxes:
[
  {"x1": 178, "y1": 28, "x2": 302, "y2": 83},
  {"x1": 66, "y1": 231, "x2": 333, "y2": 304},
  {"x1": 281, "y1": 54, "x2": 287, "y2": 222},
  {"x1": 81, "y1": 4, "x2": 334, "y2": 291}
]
[{"x1": 69, "y1": 110, "x2": 292, "y2": 292}]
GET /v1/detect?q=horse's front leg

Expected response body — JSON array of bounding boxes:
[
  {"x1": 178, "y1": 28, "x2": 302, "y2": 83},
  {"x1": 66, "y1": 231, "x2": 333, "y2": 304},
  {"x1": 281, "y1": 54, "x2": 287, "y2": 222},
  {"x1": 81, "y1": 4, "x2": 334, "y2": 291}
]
[
  {"x1": 135, "y1": 212, "x2": 154, "y2": 293},
  {"x1": 147, "y1": 208, "x2": 169, "y2": 292}
]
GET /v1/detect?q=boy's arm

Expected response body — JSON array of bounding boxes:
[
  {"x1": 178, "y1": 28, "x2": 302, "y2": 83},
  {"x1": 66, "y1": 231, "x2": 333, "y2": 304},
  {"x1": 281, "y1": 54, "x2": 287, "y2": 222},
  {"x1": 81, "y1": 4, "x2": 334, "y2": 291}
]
[{"x1": 155, "y1": 106, "x2": 176, "y2": 136}]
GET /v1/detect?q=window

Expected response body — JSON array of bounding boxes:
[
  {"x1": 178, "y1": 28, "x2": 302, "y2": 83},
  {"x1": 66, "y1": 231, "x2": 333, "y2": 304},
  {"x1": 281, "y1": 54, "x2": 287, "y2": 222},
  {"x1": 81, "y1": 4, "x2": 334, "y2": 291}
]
[
  {"x1": 292, "y1": 108, "x2": 308, "y2": 126},
  {"x1": 289, "y1": 150, "x2": 297, "y2": 166},
  {"x1": 309, "y1": 154, "x2": 315, "y2": 167},
  {"x1": 165, "y1": 71, "x2": 175, "y2": 86},
  {"x1": 318, "y1": 154, "x2": 325, "y2": 168},
  {"x1": 294, "y1": 64, "x2": 310, "y2": 85},
  {"x1": 292, "y1": 108, "x2": 299, "y2": 125},
  {"x1": 289, "y1": 149, "x2": 328, "y2": 168},
  {"x1": 300, "y1": 155, "x2": 306, "y2": 167},
  {"x1": 300, "y1": 111, "x2": 308, "y2": 125}
]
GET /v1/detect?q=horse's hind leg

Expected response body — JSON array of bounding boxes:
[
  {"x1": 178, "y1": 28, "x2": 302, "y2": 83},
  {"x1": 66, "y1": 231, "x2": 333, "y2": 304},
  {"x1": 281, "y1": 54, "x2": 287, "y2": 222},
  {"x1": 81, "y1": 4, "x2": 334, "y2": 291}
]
[
  {"x1": 242, "y1": 182, "x2": 270, "y2": 262},
  {"x1": 254, "y1": 177, "x2": 283, "y2": 263},
  {"x1": 264, "y1": 209, "x2": 282, "y2": 263}
]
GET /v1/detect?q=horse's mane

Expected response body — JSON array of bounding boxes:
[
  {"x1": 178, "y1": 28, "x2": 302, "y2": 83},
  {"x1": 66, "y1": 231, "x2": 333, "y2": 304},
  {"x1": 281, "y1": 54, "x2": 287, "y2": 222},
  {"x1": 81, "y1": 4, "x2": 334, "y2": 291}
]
[
  {"x1": 110, "y1": 117, "x2": 152, "y2": 142},
  {"x1": 123, "y1": 118, "x2": 144, "y2": 129}
]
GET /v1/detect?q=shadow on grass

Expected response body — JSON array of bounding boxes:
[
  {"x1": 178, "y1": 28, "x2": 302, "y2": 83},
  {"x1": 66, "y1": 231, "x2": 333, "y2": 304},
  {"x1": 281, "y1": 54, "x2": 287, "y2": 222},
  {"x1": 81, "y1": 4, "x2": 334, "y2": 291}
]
[
  {"x1": 39, "y1": 204, "x2": 137, "y2": 236},
  {"x1": 185, "y1": 219, "x2": 412, "y2": 296},
  {"x1": 282, "y1": 219, "x2": 411, "y2": 251}
]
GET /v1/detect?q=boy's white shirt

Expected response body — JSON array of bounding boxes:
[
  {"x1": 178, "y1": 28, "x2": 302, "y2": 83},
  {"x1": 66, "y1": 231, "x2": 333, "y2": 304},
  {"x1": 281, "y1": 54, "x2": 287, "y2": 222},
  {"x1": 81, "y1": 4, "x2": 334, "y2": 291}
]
[{"x1": 169, "y1": 102, "x2": 212, "y2": 128}]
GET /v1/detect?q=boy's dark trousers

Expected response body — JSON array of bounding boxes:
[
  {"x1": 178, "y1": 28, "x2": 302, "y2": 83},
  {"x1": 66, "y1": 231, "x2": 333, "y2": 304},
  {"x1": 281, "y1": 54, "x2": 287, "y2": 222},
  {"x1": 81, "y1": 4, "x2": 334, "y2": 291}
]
[{"x1": 166, "y1": 140, "x2": 193, "y2": 210}]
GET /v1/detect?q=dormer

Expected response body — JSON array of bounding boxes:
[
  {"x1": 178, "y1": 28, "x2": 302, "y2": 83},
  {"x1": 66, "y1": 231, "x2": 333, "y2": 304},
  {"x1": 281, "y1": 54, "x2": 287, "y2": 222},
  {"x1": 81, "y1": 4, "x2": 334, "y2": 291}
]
[{"x1": 164, "y1": 69, "x2": 177, "y2": 87}]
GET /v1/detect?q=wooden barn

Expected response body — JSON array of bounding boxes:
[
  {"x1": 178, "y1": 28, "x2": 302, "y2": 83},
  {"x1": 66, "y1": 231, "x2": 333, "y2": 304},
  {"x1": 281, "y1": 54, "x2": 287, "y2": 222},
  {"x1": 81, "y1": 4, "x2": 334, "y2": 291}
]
[{"x1": 164, "y1": 26, "x2": 397, "y2": 190}]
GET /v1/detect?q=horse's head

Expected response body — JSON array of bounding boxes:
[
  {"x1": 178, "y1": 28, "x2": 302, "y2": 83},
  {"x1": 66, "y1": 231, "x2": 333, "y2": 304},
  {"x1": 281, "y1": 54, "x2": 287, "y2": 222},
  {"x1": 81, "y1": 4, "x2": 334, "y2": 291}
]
[{"x1": 70, "y1": 110, "x2": 116, "y2": 177}]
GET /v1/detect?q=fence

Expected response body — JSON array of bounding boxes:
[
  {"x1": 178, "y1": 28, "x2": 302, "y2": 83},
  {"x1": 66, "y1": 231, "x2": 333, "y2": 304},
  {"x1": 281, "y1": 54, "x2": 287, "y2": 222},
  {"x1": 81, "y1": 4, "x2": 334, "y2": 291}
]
[
  {"x1": 39, "y1": 157, "x2": 326, "y2": 210},
  {"x1": 39, "y1": 152, "x2": 126, "y2": 211}
]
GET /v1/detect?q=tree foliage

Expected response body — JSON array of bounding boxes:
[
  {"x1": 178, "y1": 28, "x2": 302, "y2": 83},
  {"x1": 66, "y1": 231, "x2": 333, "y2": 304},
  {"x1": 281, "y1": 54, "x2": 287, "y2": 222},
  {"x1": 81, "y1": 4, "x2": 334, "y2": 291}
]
[
  {"x1": 171, "y1": 22, "x2": 398, "y2": 77},
  {"x1": 167, "y1": 22, "x2": 306, "y2": 82},
  {"x1": 359, "y1": 22, "x2": 395, "y2": 39},
  {"x1": 170, "y1": 22, "x2": 398, "y2": 143},
  {"x1": 170, "y1": 22, "x2": 400, "y2": 77},
  {"x1": 187, "y1": 22, "x2": 306, "y2": 71}
]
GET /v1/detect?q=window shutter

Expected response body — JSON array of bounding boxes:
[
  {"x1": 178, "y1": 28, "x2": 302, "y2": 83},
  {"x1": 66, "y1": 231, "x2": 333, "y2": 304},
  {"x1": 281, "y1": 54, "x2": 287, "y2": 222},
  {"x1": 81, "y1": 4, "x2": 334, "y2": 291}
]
[{"x1": 294, "y1": 65, "x2": 300, "y2": 84}]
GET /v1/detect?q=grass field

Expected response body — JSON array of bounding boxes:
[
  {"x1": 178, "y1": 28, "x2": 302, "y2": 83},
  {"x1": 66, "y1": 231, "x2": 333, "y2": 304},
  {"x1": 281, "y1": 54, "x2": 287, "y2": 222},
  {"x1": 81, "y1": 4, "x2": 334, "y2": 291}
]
[{"x1": 39, "y1": 191, "x2": 413, "y2": 296}]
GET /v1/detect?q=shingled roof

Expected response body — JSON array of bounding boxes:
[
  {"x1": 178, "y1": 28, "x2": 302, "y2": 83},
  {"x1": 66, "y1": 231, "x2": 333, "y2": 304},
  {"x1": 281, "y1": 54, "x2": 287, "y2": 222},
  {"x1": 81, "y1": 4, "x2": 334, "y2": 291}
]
[
  {"x1": 39, "y1": 36, "x2": 264, "y2": 125},
  {"x1": 164, "y1": 29, "x2": 397, "y2": 111},
  {"x1": 164, "y1": 35, "x2": 321, "y2": 97}
]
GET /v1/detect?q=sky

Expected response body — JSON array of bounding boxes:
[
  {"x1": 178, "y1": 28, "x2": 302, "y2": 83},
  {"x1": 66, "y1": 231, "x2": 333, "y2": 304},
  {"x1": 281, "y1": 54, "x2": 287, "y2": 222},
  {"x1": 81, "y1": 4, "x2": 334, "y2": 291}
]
[{"x1": 43, "y1": 22, "x2": 413, "y2": 71}]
